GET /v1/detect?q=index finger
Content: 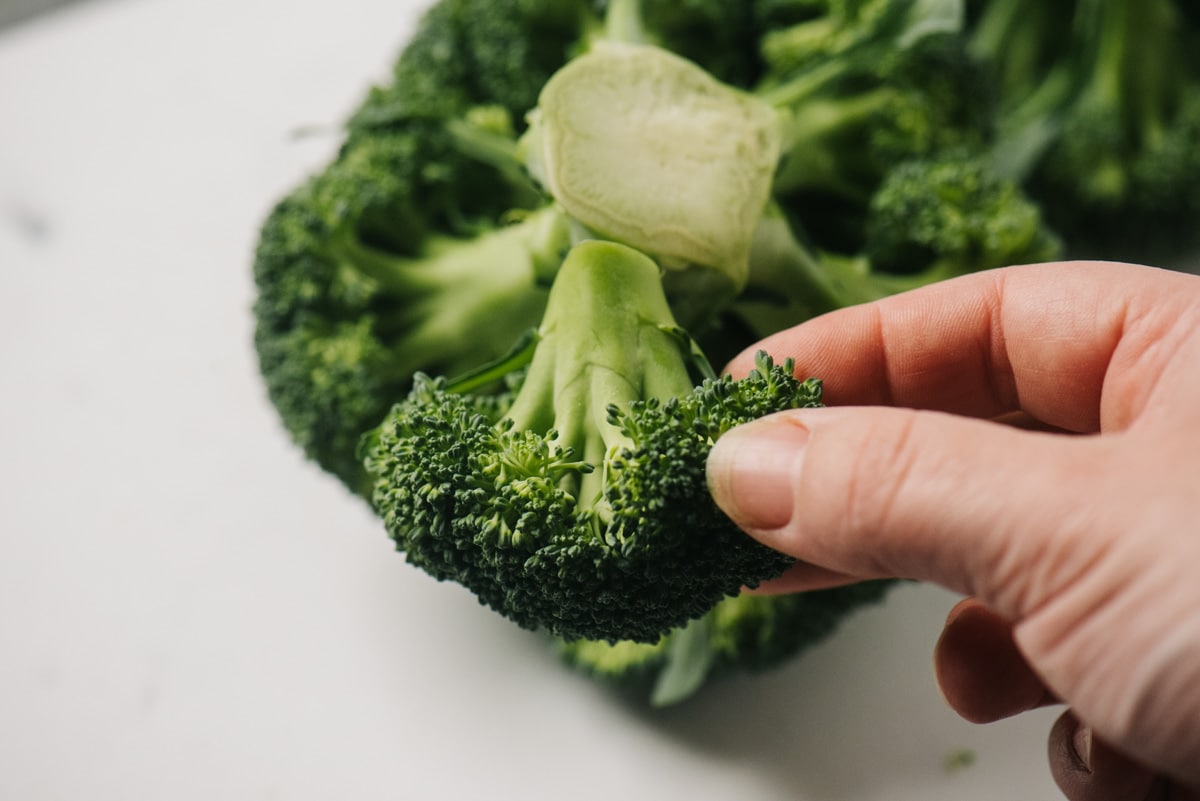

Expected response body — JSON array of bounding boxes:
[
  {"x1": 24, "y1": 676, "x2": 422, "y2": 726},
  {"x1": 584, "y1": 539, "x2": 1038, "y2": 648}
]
[{"x1": 727, "y1": 261, "x2": 1200, "y2": 434}]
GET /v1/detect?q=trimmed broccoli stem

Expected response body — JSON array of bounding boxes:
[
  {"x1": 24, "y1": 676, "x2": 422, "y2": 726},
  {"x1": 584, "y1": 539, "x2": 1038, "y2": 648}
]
[
  {"x1": 524, "y1": 42, "x2": 780, "y2": 290},
  {"x1": 503, "y1": 240, "x2": 696, "y2": 504}
]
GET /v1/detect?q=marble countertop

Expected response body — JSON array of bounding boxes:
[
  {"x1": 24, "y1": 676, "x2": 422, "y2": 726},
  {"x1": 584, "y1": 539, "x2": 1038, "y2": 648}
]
[{"x1": 0, "y1": 2, "x2": 1064, "y2": 799}]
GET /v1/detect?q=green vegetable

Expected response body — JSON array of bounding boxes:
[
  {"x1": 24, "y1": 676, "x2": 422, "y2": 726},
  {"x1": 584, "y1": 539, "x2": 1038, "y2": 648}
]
[
  {"x1": 252, "y1": 0, "x2": 1191, "y2": 705},
  {"x1": 365, "y1": 241, "x2": 822, "y2": 643},
  {"x1": 522, "y1": 41, "x2": 782, "y2": 290},
  {"x1": 756, "y1": 0, "x2": 993, "y2": 252},
  {"x1": 970, "y1": 0, "x2": 1200, "y2": 259},
  {"x1": 733, "y1": 152, "x2": 1061, "y2": 339},
  {"x1": 559, "y1": 583, "x2": 893, "y2": 706}
]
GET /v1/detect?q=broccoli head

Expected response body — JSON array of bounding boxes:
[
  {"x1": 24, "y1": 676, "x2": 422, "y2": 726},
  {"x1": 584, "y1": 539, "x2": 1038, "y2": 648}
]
[{"x1": 365, "y1": 241, "x2": 824, "y2": 643}]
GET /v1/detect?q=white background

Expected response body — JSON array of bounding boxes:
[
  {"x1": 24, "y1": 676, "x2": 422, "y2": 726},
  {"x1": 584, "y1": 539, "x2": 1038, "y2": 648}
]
[{"x1": 0, "y1": 1, "x2": 1068, "y2": 798}]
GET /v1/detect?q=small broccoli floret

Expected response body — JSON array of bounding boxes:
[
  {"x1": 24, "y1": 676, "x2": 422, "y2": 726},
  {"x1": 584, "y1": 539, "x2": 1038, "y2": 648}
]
[
  {"x1": 973, "y1": 0, "x2": 1200, "y2": 259},
  {"x1": 559, "y1": 582, "x2": 895, "y2": 705},
  {"x1": 350, "y1": 0, "x2": 590, "y2": 129},
  {"x1": 863, "y1": 153, "x2": 1061, "y2": 275},
  {"x1": 733, "y1": 152, "x2": 1060, "y2": 337},
  {"x1": 755, "y1": 0, "x2": 993, "y2": 252},
  {"x1": 366, "y1": 241, "x2": 823, "y2": 643}
]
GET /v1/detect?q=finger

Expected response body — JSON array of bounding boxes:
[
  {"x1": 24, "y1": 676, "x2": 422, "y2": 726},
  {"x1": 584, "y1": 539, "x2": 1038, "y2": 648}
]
[
  {"x1": 934, "y1": 598, "x2": 1057, "y2": 723},
  {"x1": 706, "y1": 405, "x2": 1124, "y2": 620},
  {"x1": 725, "y1": 261, "x2": 1200, "y2": 434},
  {"x1": 1049, "y1": 711, "x2": 1159, "y2": 801}
]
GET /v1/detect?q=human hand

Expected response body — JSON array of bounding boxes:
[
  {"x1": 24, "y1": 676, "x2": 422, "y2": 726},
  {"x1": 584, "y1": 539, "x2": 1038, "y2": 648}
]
[{"x1": 707, "y1": 261, "x2": 1200, "y2": 800}]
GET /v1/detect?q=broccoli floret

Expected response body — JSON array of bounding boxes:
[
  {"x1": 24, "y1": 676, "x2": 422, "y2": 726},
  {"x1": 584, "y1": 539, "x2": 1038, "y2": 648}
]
[
  {"x1": 973, "y1": 0, "x2": 1200, "y2": 259},
  {"x1": 755, "y1": 0, "x2": 994, "y2": 252},
  {"x1": 559, "y1": 582, "x2": 894, "y2": 705},
  {"x1": 253, "y1": 112, "x2": 566, "y2": 497},
  {"x1": 350, "y1": 0, "x2": 590, "y2": 129},
  {"x1": 253, "y1": 0, "x2": 594, "y2": 493},
  {"x1": 733, "y1": 152, "x2": 1060, "y2": 337},
  {"x1": 365, "y1": 241, "x2": 824, "y2": 643}
]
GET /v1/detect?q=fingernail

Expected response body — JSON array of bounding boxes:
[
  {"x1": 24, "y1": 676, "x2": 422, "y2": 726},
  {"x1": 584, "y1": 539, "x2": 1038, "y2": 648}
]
[
  {"x1": 707, "y1": 418, "x2": 809, "y2": 532},
  {"x1": 1073, "y1": 724, "x2": 1093, "y2": 773}
]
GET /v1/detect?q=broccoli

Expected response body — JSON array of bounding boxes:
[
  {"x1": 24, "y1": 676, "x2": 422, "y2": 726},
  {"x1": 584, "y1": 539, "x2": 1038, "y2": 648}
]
[
  {"x1": 365, "y1": 240, "x2": 825, "y2": 643},
  {"x1": 559, "y1": 583, "x2": 894, "y2": 706},
  {"x1": 732, "y1": 152, "x2": 1061, "y2": 339},
  {"x1": 753, "y1": 0, "x2": 994, "y2": 252},
  {"x1": 595, "y1": 0, "x2": 763, "y2": 88},
  {"x1": 519, "y1": 40, "x2": 783, "y2": 304},
  {"x1": 253, "y1": 152, "x2": 568, "y2": 494},
  {"x1": 252, "y1": 0, "x2": 1081, "y2": 704},
  {"x1": 970, "y1": 0, "x2": 1200, "y2": 260},
  {"x1": 252, "y1": 0, "x2": 591, "y2": 493},
  {"x1": 252, "y1": 0, "x2": 797, "y2": 493}
]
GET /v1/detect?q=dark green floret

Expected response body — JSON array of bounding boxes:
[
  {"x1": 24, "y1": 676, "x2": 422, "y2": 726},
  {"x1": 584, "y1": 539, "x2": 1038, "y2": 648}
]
[{"x1": 366, "y1": 241, "x2": 821, "y2": 643}]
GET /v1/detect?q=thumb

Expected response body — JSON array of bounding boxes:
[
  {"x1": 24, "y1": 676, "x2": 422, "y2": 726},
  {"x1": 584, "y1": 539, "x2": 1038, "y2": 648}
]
[{"x1": 707, "y1": 406, "x2": 1118, "y2": 619}]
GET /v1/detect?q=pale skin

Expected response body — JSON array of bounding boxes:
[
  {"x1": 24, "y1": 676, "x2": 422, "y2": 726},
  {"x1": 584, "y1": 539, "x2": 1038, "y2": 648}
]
[{"x1": 706, "y1": 261, "x2": 1200, "y2": 801}]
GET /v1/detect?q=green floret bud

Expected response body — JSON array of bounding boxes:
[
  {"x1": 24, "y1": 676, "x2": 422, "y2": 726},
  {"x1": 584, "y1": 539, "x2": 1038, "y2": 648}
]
[
  {"x1": 367, "y1": 240, "x2": 823, "y2": 643},
  {"x1": 864, "y1": 153, "x2": 1061, "y2": 275}
]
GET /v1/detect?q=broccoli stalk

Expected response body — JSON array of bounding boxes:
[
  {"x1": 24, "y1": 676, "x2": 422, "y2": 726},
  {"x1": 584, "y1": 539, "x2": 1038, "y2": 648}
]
[{"x1": 366, "y1": 240, "x2": 822, "y2": 643}]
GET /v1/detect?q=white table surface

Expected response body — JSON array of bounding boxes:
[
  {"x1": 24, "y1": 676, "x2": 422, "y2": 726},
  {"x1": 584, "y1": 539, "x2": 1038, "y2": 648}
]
[{"x1": 0, "y1": 1, "x2": 1064, "y2": 798}]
